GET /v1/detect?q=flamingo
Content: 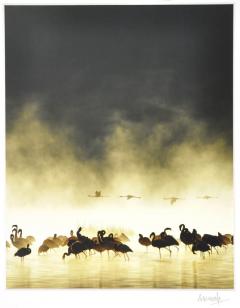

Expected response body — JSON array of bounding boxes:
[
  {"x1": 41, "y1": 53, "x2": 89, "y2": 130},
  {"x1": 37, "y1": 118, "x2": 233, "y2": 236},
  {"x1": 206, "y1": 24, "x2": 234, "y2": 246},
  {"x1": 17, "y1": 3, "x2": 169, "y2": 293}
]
[
  {"x1": 162, "y1": 197, "x2": 184, "y2": 205},
  {"x1": 38, "y1": 244, "x2": 49, "y2": 255},
  {"x1": 76, "y1": 227, "x2": 95, "y2": 254},
  {"x1": 197, "y1": 195, "x2": 218, "y2": 200},
  {"x1": 14, "y1": 244, "x2": 31, "y2": 261},
  {"x1": 221, "y1": 234, "x2": 233, "y2": 246},
  {"x1": 10, "y1": 233, "x2": 28, "y2": 249},
  {"x1": 18, "y1": 229, "x2": 35, "y2": 245},
  {"x1": 48, "y1": 234, "x2": 62, "y2": 246},
  {"x1": 202, "y1": 233, "x2": 223, "y2": 254},
  {"x1": 179, "y1": 224, "x2": 195, "y2": 249},
  {"x1": 57, "y1": 235, "x2": 68, "y2": 246},
  {"x1": 42, "y1": 238, "x2": 59, "y2": 250},
  {"x1": 114, "y1": 243, "x2": 133, "y2": 260},
  {"x1": 192, "y1": 239, "x2": 211, "y2": 258},
  {"x1": 62, "y1": 241, "x2": 87, "y2": 259},
  {"x1": 138, "y1": 234, "x2": 151, "y2": 251},
  {"x1": 160, "y1": 228, "x2": 179, "y2": 253},
  {"x1": 120, "y1": 195, "x2": 141, "y2": 200},
  {"x1": 97, "y1": 230, "x2": 118, "y2": 257},
  {"x1": 92, "y1": 231, "x2": 107, "y2": 255},
  {"x1": 88, "y1": 191, "x2": 108, "y2": 198},
  {"x1": 93, "y1": 230, "x2": 120, "y2": 256},
  {"x1": 107, "y1": 233, "x2": 121, "y2": 244},
  {"x1": 150, "y1": 232, "x2": 171, "y2": 259},
  {"x1": 67, "y1": 230, "x2": 78, "y2": 246}
]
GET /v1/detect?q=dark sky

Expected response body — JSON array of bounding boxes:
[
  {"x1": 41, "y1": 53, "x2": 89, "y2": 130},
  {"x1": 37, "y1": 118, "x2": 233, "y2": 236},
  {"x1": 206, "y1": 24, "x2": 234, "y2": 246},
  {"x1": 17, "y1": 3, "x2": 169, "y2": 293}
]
[{"x1": 5, "y1": 5, "x2": 233, "y2": 156}]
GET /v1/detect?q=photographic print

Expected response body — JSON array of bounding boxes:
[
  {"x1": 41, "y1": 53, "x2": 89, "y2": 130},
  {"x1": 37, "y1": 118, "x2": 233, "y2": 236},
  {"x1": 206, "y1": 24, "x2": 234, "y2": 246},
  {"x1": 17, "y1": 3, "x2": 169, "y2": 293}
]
[{"x1": 5, "y1": 5, "x2": 233, "y2": 288}]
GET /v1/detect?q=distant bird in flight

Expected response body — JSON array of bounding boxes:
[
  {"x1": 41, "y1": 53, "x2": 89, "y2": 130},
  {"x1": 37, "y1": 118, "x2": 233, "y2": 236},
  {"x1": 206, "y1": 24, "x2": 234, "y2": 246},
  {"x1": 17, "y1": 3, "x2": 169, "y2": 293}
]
[
  {"x1": 162, "y1": 197, "x2": 184, "y2": 205},
  {"x1": 120, "y1": 195, "x2": 141, "y2": 200},
  {"x1": 88, "y1": 191, "x2": 108, "y2": 198},
  {"x1": 197, "y1": 195, "x2": 218, "y2": 200}
]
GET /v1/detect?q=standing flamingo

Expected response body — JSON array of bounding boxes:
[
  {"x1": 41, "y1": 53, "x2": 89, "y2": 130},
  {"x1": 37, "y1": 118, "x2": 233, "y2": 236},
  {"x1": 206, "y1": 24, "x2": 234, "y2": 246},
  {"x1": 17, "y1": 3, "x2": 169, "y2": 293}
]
[
  {"x1": 160, "y1": 228, "x2": 179, "y2": 254},
  {"x1": 114, "y1": 243, "x2": 133, "y2": 260},
  {"x1": 138, "y1": 234, "x2": 151, "y2": 251},
  {"x1": 10, "y1": 234, "x2": 28, "y2": 249},
  {"x1": 14, "y1": 244, "x2": 31, "y2": 262},
  {"x1": 150, "y1": 232, "x2": 171, "y2": 259}
]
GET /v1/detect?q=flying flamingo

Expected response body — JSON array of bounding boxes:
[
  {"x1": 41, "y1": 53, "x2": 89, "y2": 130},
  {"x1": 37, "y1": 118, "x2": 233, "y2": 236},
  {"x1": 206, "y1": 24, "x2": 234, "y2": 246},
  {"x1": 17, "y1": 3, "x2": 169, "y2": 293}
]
[
  {"x1": 120, "y1": 195, "x2": 141, "y2": 200},
  {"x1": 88, "y1": 191, "x2": 108, "y2": 198},
  {"x1": 197, "y1": 195, "x2": 218, "y2": 200},
  {"x1": 162, "y1": 197, "x2": 184, "y2": 205}
]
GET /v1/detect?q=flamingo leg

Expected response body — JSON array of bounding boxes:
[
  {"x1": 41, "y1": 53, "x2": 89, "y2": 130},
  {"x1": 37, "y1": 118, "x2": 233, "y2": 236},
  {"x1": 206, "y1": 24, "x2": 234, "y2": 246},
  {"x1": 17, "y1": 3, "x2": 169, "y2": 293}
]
[
  {"x1": 164, "y1": 247, "x2": 171, "y2": 257},
  {"x1": 213, "y1": 247, "x2": 219, "y2": 255},
  {"x1": 159, "y1": 248, "x2": 161, "y2": 259}
]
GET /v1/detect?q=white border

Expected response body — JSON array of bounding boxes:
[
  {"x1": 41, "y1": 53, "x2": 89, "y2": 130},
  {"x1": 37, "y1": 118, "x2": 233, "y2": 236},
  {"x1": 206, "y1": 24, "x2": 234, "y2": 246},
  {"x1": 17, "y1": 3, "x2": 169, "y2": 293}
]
[{"x1": 0, "y1": 1, "x2": 239, "y2": 308}]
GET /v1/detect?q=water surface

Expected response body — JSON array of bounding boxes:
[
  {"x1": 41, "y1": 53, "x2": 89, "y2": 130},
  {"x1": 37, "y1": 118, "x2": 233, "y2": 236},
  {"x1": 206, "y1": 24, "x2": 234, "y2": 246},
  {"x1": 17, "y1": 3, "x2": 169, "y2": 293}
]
[{"x1": 6, "y1": 244, "x2": 233, "y2": 288}]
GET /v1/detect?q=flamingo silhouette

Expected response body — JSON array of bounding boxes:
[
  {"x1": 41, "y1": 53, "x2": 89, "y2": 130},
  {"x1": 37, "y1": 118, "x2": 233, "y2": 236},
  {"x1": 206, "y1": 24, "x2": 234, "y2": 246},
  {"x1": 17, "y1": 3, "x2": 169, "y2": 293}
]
[
  {"x1": 67, "y1": 230, "x2": 78, "y2": 246},
  {"x1": 114, "y1": 243, "x2": 133, "y2": 260},
  {"x1": 202, "y1": 233, "x2": 224, "y2": 254},
  {"x1": 150, "y1": 232, "x2": 171, "y2": 259},
  {"x1": 162, "y1": 197, "x2": 184, "y2": 205},
  {"x1": 14, "y1": 244, "x2": 31, "y2": 262},
  {"x1": 160, "y1": 228, "x2": 179, "y2": 253},
  {"x1": 88, "y1": 191, "x2": 108, "y2": 198},
  {"x1": 62, "y1": 241, "x2": 87, "y2": 260},
  {"x1": 197, "y1": 195, "x2": 218, "y2": 200},
  {"x1": 138, "y1": 234, "x2": 151, "y2": 251},
  {"x1": 120, "y1": 195, "x2": 141, "y2": 200},
  {"x1": 192, "y1": 239, "x2": 211, "y2": 258}
]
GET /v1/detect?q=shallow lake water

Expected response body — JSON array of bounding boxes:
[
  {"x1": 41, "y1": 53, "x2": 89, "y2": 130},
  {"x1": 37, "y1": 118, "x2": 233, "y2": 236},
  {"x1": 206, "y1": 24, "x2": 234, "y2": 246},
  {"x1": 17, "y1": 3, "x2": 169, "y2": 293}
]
[{"x1": 6, "y1": 243, "x2": 233, "y2": 289}]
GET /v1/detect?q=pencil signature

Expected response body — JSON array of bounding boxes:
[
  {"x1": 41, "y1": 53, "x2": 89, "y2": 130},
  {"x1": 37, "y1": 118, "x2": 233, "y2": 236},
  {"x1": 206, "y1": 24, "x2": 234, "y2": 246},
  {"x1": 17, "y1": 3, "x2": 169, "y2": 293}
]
[{"x1": 197, "y1": 292, "x2": 229, "y2": 305}]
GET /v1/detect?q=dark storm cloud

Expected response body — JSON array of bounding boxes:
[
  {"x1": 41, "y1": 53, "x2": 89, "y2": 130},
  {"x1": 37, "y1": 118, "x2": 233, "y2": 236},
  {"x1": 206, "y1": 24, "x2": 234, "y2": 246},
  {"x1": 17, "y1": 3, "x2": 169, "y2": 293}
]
[{"x1": 5, "y1": 5, "x2": 233, "y2": 155}]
